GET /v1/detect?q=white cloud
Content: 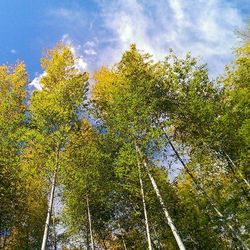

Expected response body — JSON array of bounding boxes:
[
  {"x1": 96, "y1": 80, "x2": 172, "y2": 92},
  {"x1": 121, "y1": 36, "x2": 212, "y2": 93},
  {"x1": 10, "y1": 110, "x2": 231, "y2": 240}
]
[
  {"x1": 169, "y1": 0, "x2": 185, "y2": 23},
  {"x1": 62, "y1": 34, "x2": 88, "y2": 72},
  {"x1": 10, "y1": 49, "x2": 16, "y2": 54},
  {"x1": 74, "y1": 56, "x2": 88, "y2": 72},
  {"x1": 84, "y1": 49, "x2": 97, "y2": 55},
  {"x1": 29, "y1": 34, "x2": 88, "y2": 91},
  {"x1": 29, "y1": 72, "x2": 46, "y2": 91},
  {"x1": 44, "y1": 1, "x2": 245, "y2": 77},
  {"x1": 97, "y1": 0, "x2": 244, "y2": 77},
  {"x1": 85, "y1": 41, "x2": 96, "y2": 47}
]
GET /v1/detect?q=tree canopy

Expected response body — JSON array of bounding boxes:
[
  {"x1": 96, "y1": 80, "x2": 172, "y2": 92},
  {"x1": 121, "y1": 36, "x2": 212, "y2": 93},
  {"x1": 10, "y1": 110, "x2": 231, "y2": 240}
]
[{"x1": 0, "y1": 30, "x2": 249, "y2": 250}]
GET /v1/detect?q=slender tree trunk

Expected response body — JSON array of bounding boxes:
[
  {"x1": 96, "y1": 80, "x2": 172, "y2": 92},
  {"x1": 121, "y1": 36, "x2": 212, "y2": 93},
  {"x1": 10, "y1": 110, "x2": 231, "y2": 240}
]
[
  {"x1": 41, "y1": 147, "x2": 60, "y2": 250},
  {"x1": 135, "y1": 148, "x2": 153, "y2": 250},
  {"x1": 41, "y1": 166, "x2": 58, "y2": 250},
  {"x1": 87, "y1": 195, "x2": 94, "y2": 250},
  {"x1": 136, "y1": 145, "x2": 186, "y2": 250},
  {"x1": 165, "y1": 135, "x2": 249, "y2": 250},
  {"x1": 224, "y1": 153, "x2": 250, "y2": 202},
  {"x1": 214, "y1": 148, "x2": 250, "y2": 201},
  {"x1": 52, "y1": 207, "x2": 57, "y2": 250},
  {"x1": 223, "y1": 151, "x2": 250, "y2": 189},
  {"x1": 195, "y1": 129, "x2": 249, "y2": 190},
  {"x1": 86, "y1": 209, "x2": 90, "y2": 250}
]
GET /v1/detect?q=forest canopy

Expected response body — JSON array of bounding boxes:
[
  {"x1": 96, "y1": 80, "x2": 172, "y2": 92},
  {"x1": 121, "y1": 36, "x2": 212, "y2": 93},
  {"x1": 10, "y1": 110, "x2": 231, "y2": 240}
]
[{"x1": 0, "y1": 28, "x2": 249, "y2": 250}]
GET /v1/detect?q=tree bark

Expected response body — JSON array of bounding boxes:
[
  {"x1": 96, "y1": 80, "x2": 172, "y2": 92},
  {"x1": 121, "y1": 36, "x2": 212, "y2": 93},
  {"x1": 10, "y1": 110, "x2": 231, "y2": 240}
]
[
  {"x1": 41, "y1": 147, "x2": 60, "y2": 250},
  {"x1": 135, "y1": 147, "x2": 153, "y2": 250},
  {"x1": 137, "y1": 145, "x2": 186, "y2": 250},
  {"x1": 86, "y1": 207, "x2": 90, "y2": 250},
  {"x1": 52, "y1": 207, "x2": 57, "y2": 250},
  {"x1": 87, "y1": 195, "x2": 94, "y2": 250},
  {"x1": 41, "y1": 166, "x2": 58, "y2": 250}
]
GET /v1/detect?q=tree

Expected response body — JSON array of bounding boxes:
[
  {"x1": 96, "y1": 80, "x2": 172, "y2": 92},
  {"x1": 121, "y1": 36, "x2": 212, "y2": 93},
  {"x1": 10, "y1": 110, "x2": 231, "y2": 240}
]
[
  {"x1": 0, "y1": 62, "x2": 32, "y2": 248},
  {"x1": 59, "y1": 120, "x2": 114, "y2": 249},
  {"x1": 150, "y1": 47, "x2": 249, "y2": 249},
  {"x1": 29, "y1": 44, "x2": 88, "y2": 249},
  {"x1": 92, "y1": 44, "x2": 185, "y2": 249}
]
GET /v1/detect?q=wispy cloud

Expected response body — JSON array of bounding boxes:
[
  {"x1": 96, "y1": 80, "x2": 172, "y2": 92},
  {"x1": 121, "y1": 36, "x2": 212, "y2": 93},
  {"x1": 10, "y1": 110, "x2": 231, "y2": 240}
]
[
  {"x1": 97, "y1": 0, "x2": 244, "y2": 77},
  {"x1": 83, "y1": 40, "x2": 97, "y2": 55},
  {"x1": 48, "y1": 8, "x2": 86, "y2": 27},
  {"x1": 62, "y1": 34, "x2": 88, "y2": 72},
  {"x1": 37, "y1": 0, "x2": 246, "y2": 81},
  {"x1": 84, "y1": 49, "x2": 97, "y2": 55},
  {"x1": 29, "y1": 34, "x2": 88, "y2": 91},
  {"x1": 85, "y1": 41, "x2": 96, "y2": 48},
  {"x1": 29, "y1": 72, "x2": 46, "y2": 91}
]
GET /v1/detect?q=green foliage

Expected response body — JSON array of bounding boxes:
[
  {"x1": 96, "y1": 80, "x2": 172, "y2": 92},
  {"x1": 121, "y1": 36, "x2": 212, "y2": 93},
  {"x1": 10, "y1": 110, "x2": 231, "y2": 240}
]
[
  {"x1": 1, "y1": 27, "x2": 249, "y2": 249},
  {"x1": 0, "y1": 62, "x2": 46, "y2": 249}
]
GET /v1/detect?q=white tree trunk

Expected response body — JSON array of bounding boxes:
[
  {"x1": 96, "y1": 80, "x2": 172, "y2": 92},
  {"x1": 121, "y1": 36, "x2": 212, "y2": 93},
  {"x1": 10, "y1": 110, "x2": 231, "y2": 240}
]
[
  {"x1": 136, "y1": 149, "x2": 153, "y2": 250},
  {"x1": 52, "y1": 207, "x2": 57, "y2": 250},
  {"x1": 136, "y1": 146, "x2": 186, "y2": 250},
  {"x1": 41, "y1": 167, "x2": 58, "y2": 250},
  {"x1": 166, "y1": 136, "x2": 249, "y2": 250},
  {"x1": 87, "y1": 195, "x2": 94, "y2": 250}
]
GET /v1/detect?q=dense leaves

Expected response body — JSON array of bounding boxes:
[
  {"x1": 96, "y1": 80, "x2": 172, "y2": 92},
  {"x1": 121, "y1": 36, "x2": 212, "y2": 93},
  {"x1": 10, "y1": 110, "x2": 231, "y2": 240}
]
[{"x1": 0, "y1": 30, "x2": 249, "y2": 249}]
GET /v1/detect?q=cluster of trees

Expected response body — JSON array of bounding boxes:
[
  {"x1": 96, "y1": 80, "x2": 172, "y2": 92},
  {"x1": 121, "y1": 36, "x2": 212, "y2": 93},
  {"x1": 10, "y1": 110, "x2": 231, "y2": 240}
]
[{"x1": 0, "y1": 29, "x2": 249, "y2": 249}]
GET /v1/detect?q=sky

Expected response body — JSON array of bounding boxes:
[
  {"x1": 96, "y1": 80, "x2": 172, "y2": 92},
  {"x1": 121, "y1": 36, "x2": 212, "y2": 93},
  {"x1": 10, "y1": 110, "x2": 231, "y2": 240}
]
[{"x1": 0, "y1": 0, "x2": 249, "y2": 85}]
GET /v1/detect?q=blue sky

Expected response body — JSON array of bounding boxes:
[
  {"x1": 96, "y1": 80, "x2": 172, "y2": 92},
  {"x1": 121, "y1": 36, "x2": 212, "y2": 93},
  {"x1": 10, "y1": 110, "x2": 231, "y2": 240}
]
[{"x1": 0, "y1": 0, "x2": 249, "y2": 84}]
